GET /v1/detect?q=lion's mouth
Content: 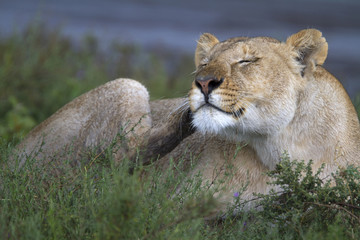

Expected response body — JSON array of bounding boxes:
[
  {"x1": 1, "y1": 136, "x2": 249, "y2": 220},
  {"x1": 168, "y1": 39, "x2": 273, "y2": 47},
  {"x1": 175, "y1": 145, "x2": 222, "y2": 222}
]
[{"x1": 197, "y1": 103, "x2": 245, "y2": 118}]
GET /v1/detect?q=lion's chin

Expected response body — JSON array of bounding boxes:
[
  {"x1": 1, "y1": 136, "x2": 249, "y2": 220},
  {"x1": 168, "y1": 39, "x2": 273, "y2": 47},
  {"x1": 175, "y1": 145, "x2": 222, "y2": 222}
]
[{"x1": 192, "y1": 106, "x2": 237, "y2": 135}]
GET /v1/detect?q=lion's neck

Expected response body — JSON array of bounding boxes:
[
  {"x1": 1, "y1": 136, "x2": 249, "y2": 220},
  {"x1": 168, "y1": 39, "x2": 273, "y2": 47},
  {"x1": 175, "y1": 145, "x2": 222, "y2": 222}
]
[
  {"x1": 221, "y1": 129, "x2": 292, "y2": 170},
  {"x1": 238, "y1": 79, "x2": 339, "y2": 170},
  {"x1": 244, "y1": 131, "x2": 325, "y2": 170}
]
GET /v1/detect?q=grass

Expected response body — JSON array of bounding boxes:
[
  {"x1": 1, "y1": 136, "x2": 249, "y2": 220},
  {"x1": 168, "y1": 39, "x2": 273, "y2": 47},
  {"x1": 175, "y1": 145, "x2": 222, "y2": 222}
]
[
  {"x1": 0, "y1": 138, "x2": 217, "y2": 239},
  {"x1": 2, "y1": 138, "x2": 360, "y2": 239},
  {"x1": 1, "y1": 23, "x2": 360, "y2": 239}
]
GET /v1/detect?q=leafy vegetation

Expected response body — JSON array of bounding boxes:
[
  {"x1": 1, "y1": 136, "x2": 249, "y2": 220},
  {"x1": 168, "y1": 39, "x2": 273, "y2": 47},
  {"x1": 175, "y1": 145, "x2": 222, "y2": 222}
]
[
  {"x1": 0, "y1": 139, "x2": 217, "y2": 239},
  {"x1": 2, "y1": 138, "x2": 360, "y2": 239},
  {"x1": 1, "y1": 23, "x2": 360, "y2": 239}
]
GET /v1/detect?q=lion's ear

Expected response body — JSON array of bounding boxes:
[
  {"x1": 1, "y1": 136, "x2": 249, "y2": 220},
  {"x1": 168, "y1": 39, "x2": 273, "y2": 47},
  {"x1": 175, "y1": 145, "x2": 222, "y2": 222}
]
[
  {"x1": 286, "y1": 29, "x2": 328, "y2": 76},
  {"x1": 195, "y1": 33, "x2": 219, "y2": 67}
]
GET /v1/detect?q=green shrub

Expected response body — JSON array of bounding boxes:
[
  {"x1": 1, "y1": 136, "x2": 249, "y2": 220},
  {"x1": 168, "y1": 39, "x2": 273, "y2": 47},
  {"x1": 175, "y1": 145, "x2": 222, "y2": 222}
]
[
  {"x1": 213, "y1": 154, "x2": 360, "y2": 239},
  {"x1": 257, "y1": 155, "x2": 360, "y2": 232}
]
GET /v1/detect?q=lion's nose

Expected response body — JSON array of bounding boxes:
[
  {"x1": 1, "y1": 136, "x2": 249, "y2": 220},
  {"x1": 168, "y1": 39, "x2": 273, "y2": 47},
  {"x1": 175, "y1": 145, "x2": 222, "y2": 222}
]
[{"x1": 195, "y1": 76, "x2": 224, "y2": 102}]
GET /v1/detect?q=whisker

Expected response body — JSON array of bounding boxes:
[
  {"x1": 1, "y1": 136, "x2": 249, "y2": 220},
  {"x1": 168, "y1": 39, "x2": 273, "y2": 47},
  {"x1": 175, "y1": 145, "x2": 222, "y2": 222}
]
[
  {"x1": 169, "y1": 98, "x2": 190, "y2": 118},
  {"x1": 240, "y1": 115, "x2": 246, "y2": 135}
]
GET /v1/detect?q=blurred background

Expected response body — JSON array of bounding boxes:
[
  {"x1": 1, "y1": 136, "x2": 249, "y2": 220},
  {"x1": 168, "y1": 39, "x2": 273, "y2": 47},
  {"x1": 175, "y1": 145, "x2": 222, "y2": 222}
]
[{"x1": 0, "y1": 0, "x2": 360, "y2": 141}]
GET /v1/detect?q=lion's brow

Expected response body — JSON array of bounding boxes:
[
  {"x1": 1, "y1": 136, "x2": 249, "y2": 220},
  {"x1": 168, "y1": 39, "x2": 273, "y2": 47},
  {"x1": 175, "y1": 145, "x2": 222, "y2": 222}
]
[{"x1": 212, "y1": 39, "x2": 247, "y2": 56}]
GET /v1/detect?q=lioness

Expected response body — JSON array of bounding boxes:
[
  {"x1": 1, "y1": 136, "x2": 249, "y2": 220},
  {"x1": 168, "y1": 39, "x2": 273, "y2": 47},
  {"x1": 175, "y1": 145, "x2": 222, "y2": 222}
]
[{"x1": 13, "y1": 29, "x2": 360, "y2": 212}]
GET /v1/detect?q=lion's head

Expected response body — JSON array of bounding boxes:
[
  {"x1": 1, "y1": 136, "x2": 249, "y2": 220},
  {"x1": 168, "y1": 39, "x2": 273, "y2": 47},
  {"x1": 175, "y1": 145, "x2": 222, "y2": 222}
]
[{"x1": 189, "y1": 29, "x2": 328, "y2": 140}]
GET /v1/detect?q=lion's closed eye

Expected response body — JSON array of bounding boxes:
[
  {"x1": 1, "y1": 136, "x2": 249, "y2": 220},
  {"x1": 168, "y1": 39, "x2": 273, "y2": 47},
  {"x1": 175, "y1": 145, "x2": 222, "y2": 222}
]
[{"x1": 237, "y1": 58, "x2": 259, "y2": 65}]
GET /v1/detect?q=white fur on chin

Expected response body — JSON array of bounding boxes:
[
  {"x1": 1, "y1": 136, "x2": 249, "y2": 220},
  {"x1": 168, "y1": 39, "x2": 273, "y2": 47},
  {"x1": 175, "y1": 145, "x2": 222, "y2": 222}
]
[{"x1": 192, "y1": 107, "x2": 236, "y2": 135}]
